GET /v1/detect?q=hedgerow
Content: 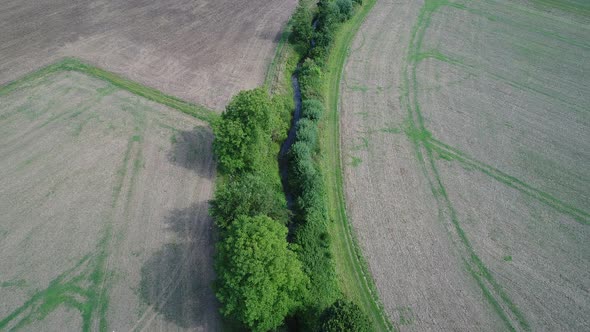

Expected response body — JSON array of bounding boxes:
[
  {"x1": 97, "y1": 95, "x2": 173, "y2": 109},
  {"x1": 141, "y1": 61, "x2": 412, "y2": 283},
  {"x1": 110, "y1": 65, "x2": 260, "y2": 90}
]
[{"x1": 287, "y1": 0, "x2": 368, "y2": 327}]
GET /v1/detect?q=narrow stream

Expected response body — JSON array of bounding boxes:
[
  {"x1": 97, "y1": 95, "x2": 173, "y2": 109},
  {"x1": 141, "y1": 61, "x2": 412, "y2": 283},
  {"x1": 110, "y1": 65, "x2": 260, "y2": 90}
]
[
  {"x1": 278, "y1": 71, "x2": 302, "y2": 210},
  {"x1": 278, "y1": 19, "x2": 318, "y2": 211}
]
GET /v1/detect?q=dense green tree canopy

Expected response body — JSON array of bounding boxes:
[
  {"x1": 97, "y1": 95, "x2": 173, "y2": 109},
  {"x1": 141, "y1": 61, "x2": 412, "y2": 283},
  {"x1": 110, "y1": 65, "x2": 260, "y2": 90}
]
[
  {"x1": 210, "y1": 173, "x2": 288, "y2": 229},
  {"x1": 290, "y1": 3, "x2": 314, "y2": 45},
  {"x1": 215, "y1": 215, "x2": 309, "y2": 332},
  {"x1": 213, "y1": 88, "x2": 272, "y2": 174}
]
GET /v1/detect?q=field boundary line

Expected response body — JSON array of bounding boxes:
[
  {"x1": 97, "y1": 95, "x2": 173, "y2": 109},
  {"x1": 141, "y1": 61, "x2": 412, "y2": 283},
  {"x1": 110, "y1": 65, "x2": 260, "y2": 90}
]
[
  {"x1": 0, "y1": 58, "x2": 219, "y2": 125},
  {"x1": 427, "y1": 138, "x2": 590, "y2": 224},
  {"x1": 322, "y1": 0, "x2": 394, "y2": 330},
  {"x1": 414, "y1": 49, "x2": 587, "y2": 114}
]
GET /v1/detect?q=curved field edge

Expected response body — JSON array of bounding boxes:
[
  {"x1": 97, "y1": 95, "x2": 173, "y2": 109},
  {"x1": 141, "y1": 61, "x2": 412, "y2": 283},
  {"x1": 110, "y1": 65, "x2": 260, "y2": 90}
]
[
  {"x1": 0, "y1": 58, "x2": 219, "y2": 125},
  {"x1": 400, "y1": 1, "x2": 530, "y2": 330},
  {"x1": 319, "y1": 0, "x2": 394, "y2": 330},
  {"x1": 398, "y1": 0, "x2": 588, "y2": 330}
]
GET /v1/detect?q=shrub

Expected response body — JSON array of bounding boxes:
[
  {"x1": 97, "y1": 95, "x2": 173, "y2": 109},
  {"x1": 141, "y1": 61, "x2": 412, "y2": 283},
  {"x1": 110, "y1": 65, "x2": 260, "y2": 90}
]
[
  {"x1": 336, "y1": 0, "x2": 354, "y2": 21},
  {"x1": 290, "y1": 3, "x2": 314, "y2": 46},
  {"x1": 301, "y1": 99, "x2": 324, "y2": 122},
  {"x1": 317, "y1": 0, "x2": 341, "y2": 29},
  {"x1": 319, "y1": 300, "x2": 373, "y2": 332},
  {"x1": 293, "y1": 213, "x2": 339, "y2": 313},
  {"x1": 299, "y1": 58, "x2": 323, "y2": 100},
  {"x1": 270, "y1": 94, "x2": 292, "y2": 143},
  {"x1": 210, "y1": 173, "x2": 288, "y2": 229},
  {"x1": 212, "y1": 118, "x2": 248, "y2": 173},
  {"x1": 296, "y1": 118, "x2": 318, "y2": 147}
]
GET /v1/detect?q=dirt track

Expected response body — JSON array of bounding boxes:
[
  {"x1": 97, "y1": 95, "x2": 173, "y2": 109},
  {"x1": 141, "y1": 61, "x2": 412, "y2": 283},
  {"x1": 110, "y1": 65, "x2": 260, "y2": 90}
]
[
  {"x1": 0, "y1": 0, "x2": 296, "y2": 110},
  {"x1": 340, "y1": 0, "x2": 589, "y2": 330},
  {"x1": 0, "y1": 71, "x2": 219, "y2": 331}
]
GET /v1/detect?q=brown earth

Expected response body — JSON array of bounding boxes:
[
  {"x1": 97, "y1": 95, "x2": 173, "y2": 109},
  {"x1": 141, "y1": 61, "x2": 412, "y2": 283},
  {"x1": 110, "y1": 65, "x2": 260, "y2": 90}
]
[
  {"x1": 339, "y1": 0, "x2": 589, "y2": 330},
  {"x1": 0, "y1": 70, "x2": 219, "y2": 331},
  {"x1": 0, "y1": 0, "x2": 297, "y2": 110}
]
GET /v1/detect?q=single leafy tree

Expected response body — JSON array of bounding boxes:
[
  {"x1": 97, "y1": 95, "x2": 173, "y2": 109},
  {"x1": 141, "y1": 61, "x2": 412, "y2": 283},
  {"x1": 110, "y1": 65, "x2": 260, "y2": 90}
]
[
  {"x1": 336, "y1": 0, "x2": 354, "y2": 21},
  {"x1": 213, "y1": 88, "x2": 272, "y2": 174},
  {"x1": 290, "y1": 3, "x2": 313, "y2": 45},
  {"x1": 319, "y1": 299, "x2": 373, "y2": 332},
  {"x1": 215, "y1": 215, "x2": 309, "y2": 332}
]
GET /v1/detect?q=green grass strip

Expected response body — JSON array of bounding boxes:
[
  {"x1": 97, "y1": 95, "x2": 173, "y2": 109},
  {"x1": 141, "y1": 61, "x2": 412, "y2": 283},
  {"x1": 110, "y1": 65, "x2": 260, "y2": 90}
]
[
  {"x1": 264, "y1": 20, "x2": 293, "y2": 89},
  {"x1": 0, "y1": 58, "x2": 219, "y2": 125},
  {"x1": 321, "y1": 1, "x2": 394, "y2": 331}
]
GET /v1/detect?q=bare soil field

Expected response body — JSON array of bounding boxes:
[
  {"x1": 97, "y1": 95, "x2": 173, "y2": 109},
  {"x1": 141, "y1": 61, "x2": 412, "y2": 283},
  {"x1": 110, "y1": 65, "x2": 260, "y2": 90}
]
[
  {"x1": 0, "y1": 0, "x2": 296, "y2": 110},
  {"x1": 0, "y1": 70, "x2": 218, "y2": 331},
  {"x1": 340, "y1": 0, "x2": 589, "y2": 330}
]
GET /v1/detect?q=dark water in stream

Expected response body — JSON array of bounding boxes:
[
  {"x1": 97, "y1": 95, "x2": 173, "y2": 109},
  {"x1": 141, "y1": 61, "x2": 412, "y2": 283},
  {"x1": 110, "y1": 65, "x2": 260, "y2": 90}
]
[
  {"x1": 279, "y1": 19, "x2": 318, "y2": 210},
  {"x1": 278, "y1": 72, "x2": 302, "y2": 209}
]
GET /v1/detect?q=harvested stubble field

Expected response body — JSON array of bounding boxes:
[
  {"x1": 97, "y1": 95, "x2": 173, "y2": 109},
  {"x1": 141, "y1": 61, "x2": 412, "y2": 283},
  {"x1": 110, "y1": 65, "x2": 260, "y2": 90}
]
[
  {"x1": 340, "y1": 0, "x2": 589, "y2": 330},
  {"x1": 0, "y1": 69, "x2": 218, "y2": 331},
  {"x1": 0, "y1": 0, "x2": 296, "y2": 110}
]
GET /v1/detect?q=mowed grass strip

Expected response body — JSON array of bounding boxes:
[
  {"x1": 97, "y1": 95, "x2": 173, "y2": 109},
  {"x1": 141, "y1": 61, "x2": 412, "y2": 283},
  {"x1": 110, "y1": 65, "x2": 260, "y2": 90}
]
[
  {"x1": 0, "y1": 58, "x2": 219, "y2": 125},
  {"x1": 319, "y1": 0, "x2": 394, "y2": 330}
]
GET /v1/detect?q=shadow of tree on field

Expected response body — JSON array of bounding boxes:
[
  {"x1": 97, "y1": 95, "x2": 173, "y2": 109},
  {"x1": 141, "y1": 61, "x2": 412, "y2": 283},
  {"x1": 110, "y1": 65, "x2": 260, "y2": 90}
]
[
  {"x1": 167, "y1": 125, "x2": 214, "y2": 175},
  {"x1": 140, "y1": 201, "x2": 220, "y2": 329},
  {"x1": 259, "y1": 29, "x2": 283, "y2": 42},
  {"x1": 163, "y1": 200, "x2": 213, "y2": 240}
]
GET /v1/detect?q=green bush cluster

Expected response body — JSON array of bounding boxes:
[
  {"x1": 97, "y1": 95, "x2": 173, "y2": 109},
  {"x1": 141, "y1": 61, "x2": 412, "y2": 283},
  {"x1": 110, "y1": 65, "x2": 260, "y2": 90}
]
[
  {"x1": 319, "y1": 299, "x2": 374, "y2": 332},
  {"x1": 213, "y1": 88, "x2": 290, "y2": 175},
  {"x1": 288, "y1": 95, "x2": 337, "y2": 317},
  {"x1": 290, "y1": 3, "x2": 314, "y2": 46},
  {"x1": 298, "y1": 58, "x2": 323, "y2": 101},
  {"x1": 210, "y1": 173, "x2": 288, "y2": 229},
  {"x1": 301, "y1": 99, "x2": 324, "y2": 121}
]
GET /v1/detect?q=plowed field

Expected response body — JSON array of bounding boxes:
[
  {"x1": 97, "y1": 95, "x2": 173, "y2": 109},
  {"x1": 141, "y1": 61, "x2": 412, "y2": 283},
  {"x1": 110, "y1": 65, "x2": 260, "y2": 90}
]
[
  {"x1": 0, "y1": 70, "x2": 218, "y2": 331},
  {"x1": 340, "y1": 0, "x2": 590, "y2": 330},
  {"x1": 0, "y1": 0, "x2": 296, "y2": 110}
]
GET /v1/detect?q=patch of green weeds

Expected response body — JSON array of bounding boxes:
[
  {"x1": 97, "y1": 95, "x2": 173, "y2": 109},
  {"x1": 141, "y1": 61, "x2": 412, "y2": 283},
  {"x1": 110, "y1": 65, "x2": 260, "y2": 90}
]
[
  {"x1": 396, "y1": 306, "x2": 415, "y2": 326},
  {"x1": 352, "y1": 137, "x2": 369, "y2": 151},
  {"x1": 350, "y1": 156, "x2": 363, "y2": 167},
  {"x1": 348, "y1": 84, "x2": 369, "y2": 92},
  {"x1": 0, "y1": 279, "x2": 27, "y2": 288},
  {"x1": 380, "y1": 126, "x2": 402, "y2": 134}
]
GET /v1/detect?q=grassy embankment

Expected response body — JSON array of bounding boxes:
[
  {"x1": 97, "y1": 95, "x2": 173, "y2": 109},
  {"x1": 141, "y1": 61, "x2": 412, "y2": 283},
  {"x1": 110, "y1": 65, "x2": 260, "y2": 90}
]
[{"x1": 318, "y1": 0, "x2": 394, "y2": 330}]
